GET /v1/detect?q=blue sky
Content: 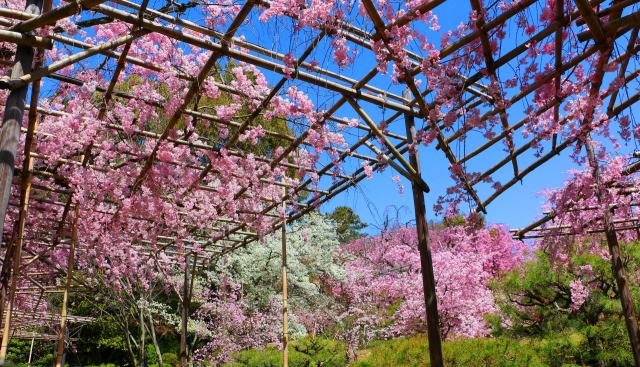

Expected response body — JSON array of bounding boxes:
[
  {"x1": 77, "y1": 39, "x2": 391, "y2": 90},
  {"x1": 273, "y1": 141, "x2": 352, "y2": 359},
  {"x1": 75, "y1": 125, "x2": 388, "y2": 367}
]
[{"x1": 319, "y1": 146, "x2": 576, "y2": 233}]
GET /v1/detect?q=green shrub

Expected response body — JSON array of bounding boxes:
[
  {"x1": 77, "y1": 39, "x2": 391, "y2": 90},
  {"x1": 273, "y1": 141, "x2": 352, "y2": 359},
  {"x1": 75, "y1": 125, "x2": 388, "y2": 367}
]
[
  {"x1": 442, "y1": 337, "x2": 543, "y2": 367},
  {"x1": 534, "y1": 322, "x2": 633, "y2": 367},
  {"x1": 225, "y1": 336, "x2": 348, "y2": 367},
  {"x1": 292, "y1": 336, "x2": 348, "y2": 367},
  {"x1": 162, "y1": 352, "x2": 179, "y2": 366},
  {"x1": 351, "y1": 335, "x2": 543, "y2": 367}
]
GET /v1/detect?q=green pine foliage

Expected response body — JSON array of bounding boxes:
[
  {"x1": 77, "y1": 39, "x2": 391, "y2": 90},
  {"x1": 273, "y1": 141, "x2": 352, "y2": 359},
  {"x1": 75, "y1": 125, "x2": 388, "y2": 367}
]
[
  {"x1": 352, "y1": 335, "x2": 543, "y2": 367},
  {"x1": 489, "y1": 244, "x2": 640, "y2": 367},
  {"x1": 328, "y1": 207, "x2": 367, "y2": 243},
  {"x1": 223, "y1": 337, "x2": 348, "y2": 367}
]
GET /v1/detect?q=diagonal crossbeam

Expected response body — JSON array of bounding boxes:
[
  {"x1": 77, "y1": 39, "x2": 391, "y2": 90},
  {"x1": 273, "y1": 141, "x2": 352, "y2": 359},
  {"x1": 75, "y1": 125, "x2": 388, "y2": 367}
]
[{"x1": 359, "y1": 0, "x2": 485, "y2": 213}]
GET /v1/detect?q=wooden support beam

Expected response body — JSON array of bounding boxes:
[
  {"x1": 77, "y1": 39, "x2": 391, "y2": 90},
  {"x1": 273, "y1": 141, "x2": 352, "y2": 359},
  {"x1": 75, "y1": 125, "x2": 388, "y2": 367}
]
[
  {"x1": 576, "y1": 0, "x2": 640, "y2": 26},
  {"x1": 574, "y1": 0, "x2": 607, "y2": 45},
  {"x1": 580, "y1": 22, "x2": 640, "y2": 360},
  {"x1": 346, "y1": 96, "x2": 429, "y2": 193},
  {"x1": 0, "y1": 0, "x2": 43, "y2": 360},
  {"x1": 577, "y1": 10, "x2": 640, "y2": 42},
  {"x1": 403, "y1": 89, "x2": 443, "y2": 367},
  {"x1": 0, "y1": 0, "x2": 42, "y2": 250}
]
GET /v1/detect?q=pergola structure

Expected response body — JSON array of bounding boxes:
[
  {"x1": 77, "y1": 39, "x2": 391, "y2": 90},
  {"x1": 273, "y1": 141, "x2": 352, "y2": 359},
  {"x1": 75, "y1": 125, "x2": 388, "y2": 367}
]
[{"x1": 0, "y1": 0, "x2": 637, "y2": 366}]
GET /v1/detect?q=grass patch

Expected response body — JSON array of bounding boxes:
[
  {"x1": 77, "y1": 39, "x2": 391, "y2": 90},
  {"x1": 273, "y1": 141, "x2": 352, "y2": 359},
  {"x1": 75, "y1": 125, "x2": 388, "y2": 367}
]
[{"x1": 352, "y1": 335, "x2": 543, "y2": 367}]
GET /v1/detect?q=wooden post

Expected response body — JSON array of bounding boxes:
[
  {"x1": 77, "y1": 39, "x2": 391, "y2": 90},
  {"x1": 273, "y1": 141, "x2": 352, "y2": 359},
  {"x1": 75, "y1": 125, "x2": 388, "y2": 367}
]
[
  {"x1": 281, "y1": 185, "x2": 288, "y2": 367},
  {"x1": 585, "y1": 137, "x2": 640, "y2": 366},
  {"x1": 179, "y1": 256, "x2": 190, "y2": 367},
  {"x1": 0, "y1": 0, "x2": 43, "y2": 233},
  {"x1": 53, "y1": 205, "x2": 79, "y2": 367},
  {"x1": 0, "y1": 0, "x2": 43, "y2": 359},
  {"x1": 403, "y1": 90, "x2": 444, "y2": 367}
]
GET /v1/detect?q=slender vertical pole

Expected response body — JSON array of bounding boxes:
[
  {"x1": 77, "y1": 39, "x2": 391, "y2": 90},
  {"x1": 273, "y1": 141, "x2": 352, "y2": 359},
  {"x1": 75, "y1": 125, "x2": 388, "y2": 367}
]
[
  {"x1": 585, "y1": 137, "x2": 640, "y2": 366},
  {"x1": 139, "y1": 302, "x2": 146, "y2": 366},
  {"x1": 179, "y1": 256, "x2": 190, "y2": 367},
  {"x1": 403, "y1": 90, "x2": 443, "y2": 367},
  {"x1": 27, "y1": 336, "x2": 34, "y2": 364},
  {"x1": 54, "y1": 205, "x2": 79, "y2": 367},
  {"x1": 148, "y1": 310, "x2": 163, "y2": 367},
  {"x1": 281, "y1": 183, "x2": 288, "y2": 367}
]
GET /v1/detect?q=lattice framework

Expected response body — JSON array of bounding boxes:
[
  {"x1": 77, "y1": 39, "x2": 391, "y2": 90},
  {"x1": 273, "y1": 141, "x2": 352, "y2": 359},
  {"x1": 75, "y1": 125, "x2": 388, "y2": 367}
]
[{"x1": 0, "y1": 0, "x2": 637, "y2": 364}]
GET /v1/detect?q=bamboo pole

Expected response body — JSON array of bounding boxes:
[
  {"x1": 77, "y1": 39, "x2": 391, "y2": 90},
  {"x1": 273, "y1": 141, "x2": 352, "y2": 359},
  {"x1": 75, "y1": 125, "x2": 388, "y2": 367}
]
[
  {"x1": 1, "y1": 29, "x2": 148, "y2": 89},
  {"x1": 129, "y1": 0, "x2": 255, "y2": 193},
  {"x1": 92, "y1": 4, "x2": 417, "y2": 116},
  {"x1": 108, "y1": 0, "x2": 410, "y2": 105},
  {"x1": 9, "y1": 0, "x2": 106, "y2": 32},
  {"x1": 27, "y1": 336, "x2": 34, "y2": 363},
  {"x1": 0, "y1": 30, "x2": 51, "y2": 49},
  {"x1": 53, "y1": 205, "x2": 78, "y2": 367},
  {"x1": 281, "y1": 183, "x2": 288, "y2": 367},
  {"x1": 403, "y1": 89, "x2": 443, "y2": 367},
  {"x1": 179, "y1": 255, "x2": 190, "y2": 367}
]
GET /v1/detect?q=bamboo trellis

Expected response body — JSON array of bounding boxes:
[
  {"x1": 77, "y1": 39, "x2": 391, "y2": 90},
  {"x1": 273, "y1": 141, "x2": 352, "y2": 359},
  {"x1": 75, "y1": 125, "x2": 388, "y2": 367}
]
[{"x1": 0, "y1": 0, "x2": 637, "y2": 365}]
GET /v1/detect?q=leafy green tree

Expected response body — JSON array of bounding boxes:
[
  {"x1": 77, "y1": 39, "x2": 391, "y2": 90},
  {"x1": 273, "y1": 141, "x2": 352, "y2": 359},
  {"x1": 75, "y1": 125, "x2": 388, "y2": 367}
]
[{"x1": 328, "y1": 207, "x2": 366, "y2": 244}]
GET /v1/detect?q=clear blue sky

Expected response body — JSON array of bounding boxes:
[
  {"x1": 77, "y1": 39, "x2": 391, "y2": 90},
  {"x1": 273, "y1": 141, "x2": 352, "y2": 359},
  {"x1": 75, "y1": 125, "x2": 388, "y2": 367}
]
[{"x1": 319, "y1": 148, "x2": 577, "y2": 233}]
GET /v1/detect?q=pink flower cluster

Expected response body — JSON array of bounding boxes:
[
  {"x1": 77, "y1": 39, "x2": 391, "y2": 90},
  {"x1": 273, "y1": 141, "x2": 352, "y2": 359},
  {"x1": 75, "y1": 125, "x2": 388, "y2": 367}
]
[{"x1": 332, "y1": 220, "x2": 525, "y2": 349}]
